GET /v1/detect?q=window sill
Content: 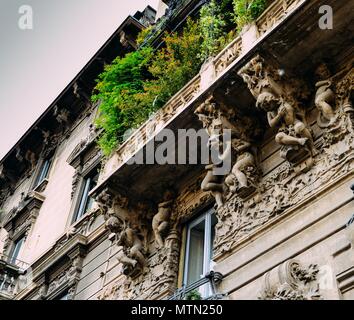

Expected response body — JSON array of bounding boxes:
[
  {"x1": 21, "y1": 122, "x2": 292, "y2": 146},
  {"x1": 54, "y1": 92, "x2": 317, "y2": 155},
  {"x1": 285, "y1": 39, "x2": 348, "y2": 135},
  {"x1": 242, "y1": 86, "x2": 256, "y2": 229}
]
[{"x1": 33, "y1": 178, "x2": 49, "y2": 193}]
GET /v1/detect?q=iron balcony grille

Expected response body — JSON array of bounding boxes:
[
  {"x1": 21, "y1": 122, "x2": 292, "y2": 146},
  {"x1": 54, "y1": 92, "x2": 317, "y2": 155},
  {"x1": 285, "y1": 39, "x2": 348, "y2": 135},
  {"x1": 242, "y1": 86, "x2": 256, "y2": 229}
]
[{"x1": 168, "y1": 271, "x2": 226, "y2": 300}]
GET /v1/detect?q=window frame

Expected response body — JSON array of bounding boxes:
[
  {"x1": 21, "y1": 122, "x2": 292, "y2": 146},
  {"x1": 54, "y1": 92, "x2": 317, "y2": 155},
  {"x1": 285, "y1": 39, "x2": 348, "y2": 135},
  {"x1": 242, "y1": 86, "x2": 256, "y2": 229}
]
[
  {"x1": 31, "y1": 154, "x2": 54, "y2": 192},
  {"x1": 182, "y1": 208, "x2": 216, "y2": 289},
  {"x1": 9, "y1": 233, "x2": 26, "y2": 265},
  {"x1": 71, "y1": 167, "x2": 99, "y2": 224}
]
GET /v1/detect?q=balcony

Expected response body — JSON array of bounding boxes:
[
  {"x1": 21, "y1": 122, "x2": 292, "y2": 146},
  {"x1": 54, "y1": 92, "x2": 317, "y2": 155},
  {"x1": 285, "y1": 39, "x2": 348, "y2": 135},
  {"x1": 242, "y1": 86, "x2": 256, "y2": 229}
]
[{"x1": 0, "y1": 254, "x2": 29, "y2": 300}]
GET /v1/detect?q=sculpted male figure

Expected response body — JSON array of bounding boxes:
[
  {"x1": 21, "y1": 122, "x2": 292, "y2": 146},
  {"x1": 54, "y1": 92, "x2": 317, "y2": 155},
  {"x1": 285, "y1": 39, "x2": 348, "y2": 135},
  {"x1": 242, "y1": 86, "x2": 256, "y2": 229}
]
[
  {"x1": 152, "y1": 191, "x2": 174, "y2": 248},
  {"x1": 315, "y1": 64, "x2": 335, "y2": 125},
  {"x1": 256, "y1": 91, "x2": 316, "y2": 158},
  {"x1": 225, "y1": 137, "x2": 255, "y2": 193},
  {"x1": 116, "y1": 221, "x2": 145, "y2": 275}
]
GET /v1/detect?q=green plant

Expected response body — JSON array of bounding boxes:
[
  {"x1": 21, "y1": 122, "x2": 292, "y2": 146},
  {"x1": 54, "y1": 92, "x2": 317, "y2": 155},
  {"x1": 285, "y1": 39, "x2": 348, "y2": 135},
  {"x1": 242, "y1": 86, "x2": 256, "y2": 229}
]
[
  {"x1": 233, "y1": 0, "x2": 268, "y2": 31},
  {"x1": 92, "y1": 47, "x2": 153, "y2": 155},
  {"x1": 92, "y1": 20, "x2": 204, "y2": 155},
  {"x1": 144, "y1": 18, "x2": 204, "y2": 109},
  {"x1": 92, "y1": 2, "x2": 243, "y2": 156},
  {"x1": 185, "y1": 289, "x2": 202, "y2": 300},
  {"x1": 199, "y1": 0, "x2": 226, "y2": 59},
  {"x1": 136, "y1": 26, "x2": 153, "y2": 47}
]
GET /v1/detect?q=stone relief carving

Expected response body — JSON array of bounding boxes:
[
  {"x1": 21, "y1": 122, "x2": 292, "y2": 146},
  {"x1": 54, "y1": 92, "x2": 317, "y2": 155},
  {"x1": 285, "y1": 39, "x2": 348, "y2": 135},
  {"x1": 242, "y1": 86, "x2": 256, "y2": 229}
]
[
  {"x1": 96, "y1": 188, "x2": 150, "y2": 278},
  {"x1": 238, "y1": 55, "x2": 316, "y2": 163},
  {"x1": 152, "y1": 190, "x2": 174, "y2": 248},
  {"x1": 314, "y1": 63, "x2": 336, "y2": 127},
  {"x1": 53, "y1": 105, "x2": 71, "y2": 135},
  {"x1": 195, "y1": 95, "x2": 262, "y2": 206},
  {"x1": 122, "y1": 228, "x2": 181, "y2": 300},
  {"x1": 214, "y1": 133, "x2": 354, "y2": 258},
  {"x1": 39, "y1": 129, "x2": 60, "y2": 159},
  {"x1": 25, "y1": 150, "x2": 37, "y2": 173},
  {"x1": 115, "y1": 220, "x2": 146, "y2": 277},
  {"x1": 98, "y1": 277, "x2": 125, "y2": 300},
  {"x1": 93, "y1": 185, "x2": 184, "y2": 299},
  {"x1": 224, "y1": 136, "x2": 259, "y2": 199},
  {"x1": 45, "y1": 255, "x2": 84, "y2": 299},
  {"x1": 258, "y1": 260, "x2": 321, "y2": 300},
  {"x1": 319, "y1": 63, "x2": 354, "y2": 148}
]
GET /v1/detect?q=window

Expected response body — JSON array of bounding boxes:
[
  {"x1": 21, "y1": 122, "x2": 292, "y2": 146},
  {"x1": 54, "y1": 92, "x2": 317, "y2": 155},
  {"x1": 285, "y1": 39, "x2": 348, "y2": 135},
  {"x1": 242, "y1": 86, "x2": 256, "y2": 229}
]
[
  {"x1": 73, "y1": 169, "x2": 99, "y2": 222},
  {"x1": 183, "y1": 209, "x2": 217, "y2": 296},
  {"x1": 10, "y1": 235, "x2": 25, "y2": 265},
  {"x1": 55, "y1": 290, "x2": 69, "y2": 300},
  {"x1": 34, "y1": 157, "x2": 52, "y2": 187}
]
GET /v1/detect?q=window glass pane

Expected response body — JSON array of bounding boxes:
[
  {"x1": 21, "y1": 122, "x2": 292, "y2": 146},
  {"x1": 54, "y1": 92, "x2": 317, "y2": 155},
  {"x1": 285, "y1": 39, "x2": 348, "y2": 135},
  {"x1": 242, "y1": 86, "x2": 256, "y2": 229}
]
[
  {"x1": 74, "y1": 178, "x2": 91, "y2": 222},
  {"x1": 74, "y1": 170, "x2": 99, "y2": 222},
  {"x1": 10, "y1": 236, "x2": 25, "y2": 264},
  {"x1": 83, "y1": 172, "x2": 98, "y2": 214},
  {"x1": 35, "y1": 158, "x2": 52, "y2": 186},
  {"x1": 186, "y1": 220, "x2": 205, "y2": 285},
  {"x1": 43, "y1": 158, "x2": 52, "y2": 179}
]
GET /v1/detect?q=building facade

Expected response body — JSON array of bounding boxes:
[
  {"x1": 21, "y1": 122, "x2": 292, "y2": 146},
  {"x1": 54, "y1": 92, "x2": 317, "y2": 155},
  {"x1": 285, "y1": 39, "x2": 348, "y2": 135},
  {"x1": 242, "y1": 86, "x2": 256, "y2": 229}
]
[{"x1": 0, "y1": 0, "x2": 354, "y2": 300}]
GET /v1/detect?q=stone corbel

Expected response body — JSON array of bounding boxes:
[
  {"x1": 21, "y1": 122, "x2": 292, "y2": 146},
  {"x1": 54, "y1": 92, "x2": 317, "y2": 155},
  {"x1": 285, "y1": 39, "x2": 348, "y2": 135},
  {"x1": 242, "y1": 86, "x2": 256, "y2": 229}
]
[
  {"x1": 194, "y1": 95, "x2": 262, "y2": 207},
  {"x1": 258, "y1": 259, "x2": 321, "y2": 300},
  {"x1": 38, "y1": 128, "x2": 60, "y2": 159},
  {"x1": 152, "y1": 190, "x2": 175, "y2": 249},
  {"x1": 238, "y1": 55, "x2": 316, "y2": 164},
  {"x1": 53, "y1": 105, "x2": 71, "y2": 134},
  {"x1": 95, "y1": 187, "x2": 149, "y2": 278},
  {"x1": 24, "y1": 150, "x2": 37, "y2": 173}
]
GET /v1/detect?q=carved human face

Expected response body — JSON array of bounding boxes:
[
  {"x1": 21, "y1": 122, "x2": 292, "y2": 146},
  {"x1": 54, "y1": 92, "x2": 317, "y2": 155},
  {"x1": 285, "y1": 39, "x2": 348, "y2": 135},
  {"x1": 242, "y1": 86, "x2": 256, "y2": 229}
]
[
  {"x1": 315, "y1": 63, "x2": 331, "y2": 80},
  {"x1": 256, "y1": 92, "x2": 279, "y2": 112},
  {"x1": 105, "y1": 216, "x2": 121, "y2": 233}
]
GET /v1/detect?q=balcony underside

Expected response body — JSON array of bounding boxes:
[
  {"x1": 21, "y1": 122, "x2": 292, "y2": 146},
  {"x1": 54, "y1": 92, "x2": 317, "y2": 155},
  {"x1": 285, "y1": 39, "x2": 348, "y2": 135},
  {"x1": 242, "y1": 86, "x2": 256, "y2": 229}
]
[{"x1": 92, "y1": 0, "x2": 354, "y2": 202}]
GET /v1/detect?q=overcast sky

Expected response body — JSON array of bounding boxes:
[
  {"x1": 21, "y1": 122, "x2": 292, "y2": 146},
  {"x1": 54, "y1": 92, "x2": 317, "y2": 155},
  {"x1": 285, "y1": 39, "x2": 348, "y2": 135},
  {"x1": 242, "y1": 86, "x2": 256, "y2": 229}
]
[{"x1": 0, "y1": 0, "x2": 159, "y2": 160}]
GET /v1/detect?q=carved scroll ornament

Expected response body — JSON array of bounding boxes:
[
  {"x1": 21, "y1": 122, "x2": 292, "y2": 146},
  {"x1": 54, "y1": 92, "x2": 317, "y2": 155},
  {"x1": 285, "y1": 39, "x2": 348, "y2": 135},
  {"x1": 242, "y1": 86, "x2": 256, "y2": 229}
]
[{"x1": 258, "y1": 260, "x2": 321, "y2": 300}]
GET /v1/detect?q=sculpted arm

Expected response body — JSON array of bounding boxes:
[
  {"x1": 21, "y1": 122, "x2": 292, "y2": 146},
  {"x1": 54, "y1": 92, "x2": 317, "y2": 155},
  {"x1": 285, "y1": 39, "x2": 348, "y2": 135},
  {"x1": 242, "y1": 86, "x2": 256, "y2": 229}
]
[{"x1": 267, "y1": 109, "x2": 284, "y2": 128}]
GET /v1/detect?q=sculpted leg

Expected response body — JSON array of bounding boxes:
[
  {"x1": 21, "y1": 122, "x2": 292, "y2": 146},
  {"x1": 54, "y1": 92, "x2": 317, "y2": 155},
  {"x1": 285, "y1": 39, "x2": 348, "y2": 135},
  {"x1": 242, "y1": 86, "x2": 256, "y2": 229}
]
[
  {"x1": 232, "y1": 156, "x2": 254, "y2": 188},
  {"x1": 154, "y1": 221, "x2": 168, "y2": 248},
  {"x1": 316, "y1": 100, "x2": 335, "y2": 121},
  {"x1": 117, "y1": 251, "x2": 137, "y2": 268},
  {"x1": 130, "y1": 245, "x2": 145, "y2": 267},
  {"x1": 275, "y1": 132, "x2": 308, "y2": 146},
  {"x1": 294, "y1": 122, "x2": 317, "y2": 156},
  {"x1": 213, "y1": 192, "x2": 224, "y2": 208}
]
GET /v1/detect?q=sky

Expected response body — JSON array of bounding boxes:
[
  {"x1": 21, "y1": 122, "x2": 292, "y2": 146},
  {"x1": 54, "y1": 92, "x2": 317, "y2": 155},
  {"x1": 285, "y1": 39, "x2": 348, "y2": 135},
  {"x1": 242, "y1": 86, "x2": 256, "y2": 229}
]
[{"x1": 0, "y1": 0, "x2": 159, "y2": 160}]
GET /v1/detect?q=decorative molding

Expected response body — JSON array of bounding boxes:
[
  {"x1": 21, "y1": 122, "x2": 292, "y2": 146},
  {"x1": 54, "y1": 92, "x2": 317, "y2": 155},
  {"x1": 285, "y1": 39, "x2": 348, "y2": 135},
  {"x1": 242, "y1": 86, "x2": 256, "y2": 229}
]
[
  {"x1": 214, "y1": 137, "x2": 354, "y2": 259},
  {"x1": 258, "y1": 260, "x2": 321, "y2": 300}
]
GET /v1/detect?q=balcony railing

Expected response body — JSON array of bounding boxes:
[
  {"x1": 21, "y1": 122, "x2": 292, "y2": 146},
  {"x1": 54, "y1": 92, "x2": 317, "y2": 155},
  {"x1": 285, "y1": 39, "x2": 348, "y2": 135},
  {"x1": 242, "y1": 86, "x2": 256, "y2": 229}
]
[
  {"x1": 0, "y1": 254, "x2": 30, "y2": 299},
  {"x1": 168, "y1": 271, "x2": 226, "y2": 300}
]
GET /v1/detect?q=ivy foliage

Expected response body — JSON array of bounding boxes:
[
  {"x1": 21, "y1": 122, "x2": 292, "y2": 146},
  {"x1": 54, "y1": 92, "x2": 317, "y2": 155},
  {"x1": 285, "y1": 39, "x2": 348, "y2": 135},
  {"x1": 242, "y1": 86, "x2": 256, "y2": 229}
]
[{"x1": 233, "y1": 0, "x2": 268, "y2": 31}]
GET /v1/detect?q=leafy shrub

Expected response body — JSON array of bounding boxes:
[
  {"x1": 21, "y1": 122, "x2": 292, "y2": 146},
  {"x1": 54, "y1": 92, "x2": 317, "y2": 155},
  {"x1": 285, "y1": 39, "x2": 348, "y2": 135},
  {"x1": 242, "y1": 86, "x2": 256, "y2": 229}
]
[
  {"x1": 185, "y1": 289, "x2": 202, "y2": 300},
  {"x1": 233, "y1": 0, "x2": 268, "y2": 31},
  {"x1": 91, "y1": 48, "x2": 153, "y2": 155},
  {"x1": 92, "y1": 1, "x2": 243, "y2": 155}
]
